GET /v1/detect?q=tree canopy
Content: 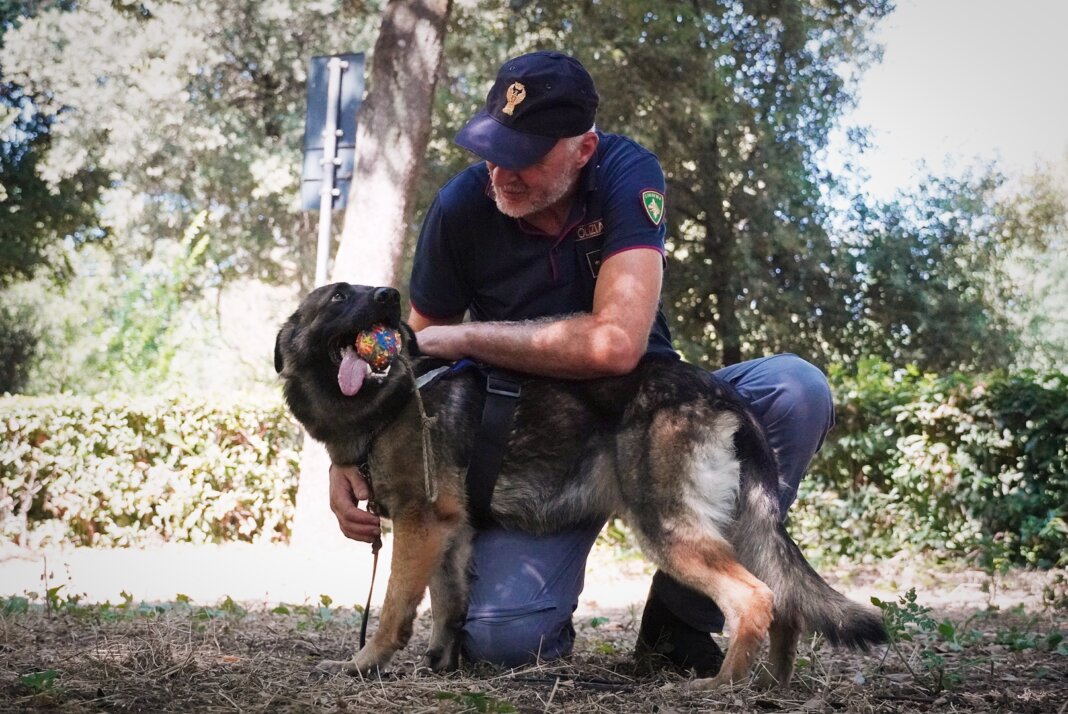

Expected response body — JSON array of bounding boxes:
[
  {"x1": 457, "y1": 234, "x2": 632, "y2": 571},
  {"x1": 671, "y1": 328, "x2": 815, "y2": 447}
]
[
  {"x1": 2, "y1": 0, "x2": 383, "y2": 288},
  {"x1": 1, "y1": 0, "x2": 1065, "y2": 394},
  {"x1": 838, "y1": 168, "x2": 1067, "y2": 372},
  {"x1": 426, "y1": 0, "x2": 1064, "y2": 370},
  {"x1": 1, "y1": 0, "x2": 107, "y2": 287}
]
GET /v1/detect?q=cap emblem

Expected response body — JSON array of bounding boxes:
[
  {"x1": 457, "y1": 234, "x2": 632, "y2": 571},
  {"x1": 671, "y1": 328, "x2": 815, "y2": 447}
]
[{"x1": 502, "y1": 82, "x2": 527, "y2": 116}]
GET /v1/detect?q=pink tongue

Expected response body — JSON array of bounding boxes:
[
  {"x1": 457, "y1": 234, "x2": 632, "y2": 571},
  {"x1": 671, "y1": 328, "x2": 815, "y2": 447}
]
[{"x1": 338, "y1": 346, "x2": 369, "y2": 396}]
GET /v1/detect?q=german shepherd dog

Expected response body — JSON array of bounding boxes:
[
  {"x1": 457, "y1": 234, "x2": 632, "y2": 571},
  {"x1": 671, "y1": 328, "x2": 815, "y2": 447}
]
[{"x1": 274, "y1": 283, "x2": 887, "y2": 689}]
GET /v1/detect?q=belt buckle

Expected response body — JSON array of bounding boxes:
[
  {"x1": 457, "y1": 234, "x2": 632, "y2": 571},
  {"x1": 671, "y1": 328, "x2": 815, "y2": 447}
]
[{"x1": 486, "y1": 374, "x2": 521, "y2": 398}]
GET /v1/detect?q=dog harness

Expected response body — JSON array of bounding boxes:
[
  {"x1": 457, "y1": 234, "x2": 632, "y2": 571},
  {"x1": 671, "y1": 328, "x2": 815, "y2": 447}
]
[
  {"x1": 418, "y1": 359, "x2": 520, "y2": 527},
  {"x1": 465, "y1": 369, "x2": 521, "y2": 528}
]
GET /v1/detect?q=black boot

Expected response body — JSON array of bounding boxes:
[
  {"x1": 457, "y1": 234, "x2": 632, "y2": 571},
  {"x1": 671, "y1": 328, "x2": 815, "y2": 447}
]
[{"x1": 635, "y1": 589, "x2": 724, "y2": 677}]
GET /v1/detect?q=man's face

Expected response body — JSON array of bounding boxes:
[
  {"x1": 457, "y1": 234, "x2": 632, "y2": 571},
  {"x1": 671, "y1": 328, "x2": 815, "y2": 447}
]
[{"x1": 486, "y1": 135, "x2": 594, "y2": 219}]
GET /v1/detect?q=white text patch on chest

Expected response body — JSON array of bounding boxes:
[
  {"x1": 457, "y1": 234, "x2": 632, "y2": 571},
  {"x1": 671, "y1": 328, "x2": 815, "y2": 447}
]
[{"x1": 576, "y1": 219, "x2": 604, "y2": 241}]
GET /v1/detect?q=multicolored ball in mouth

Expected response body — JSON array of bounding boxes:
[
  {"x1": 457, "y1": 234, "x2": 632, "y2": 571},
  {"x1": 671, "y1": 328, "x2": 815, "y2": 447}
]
[
  {"x1": 337, "y1": 324, "x2": 401, "y2": 397},
  {"x1": 355, "y1": 324, "x2": 401, "y2": 372}
]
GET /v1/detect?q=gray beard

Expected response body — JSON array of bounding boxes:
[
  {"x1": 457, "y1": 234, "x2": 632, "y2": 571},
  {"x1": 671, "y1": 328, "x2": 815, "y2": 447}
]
[{"x1": 492, "y1": 166, "x2": 579, "y2": 219}]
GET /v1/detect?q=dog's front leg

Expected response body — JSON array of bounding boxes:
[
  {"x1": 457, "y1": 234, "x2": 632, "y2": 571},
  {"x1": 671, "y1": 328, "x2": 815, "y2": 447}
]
[
  {"x1": 424, "y1": 517, "x2": 473, "y2": 672},
  {"x1": 319, "y1": 509, "x2": 452, "y2": 676}
]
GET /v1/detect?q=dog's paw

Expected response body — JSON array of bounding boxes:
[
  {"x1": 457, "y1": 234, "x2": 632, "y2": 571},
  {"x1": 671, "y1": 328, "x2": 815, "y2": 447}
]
[
  {"x1": 687, "y1": 673, "x2": 739, "y2": 692},
  {"x1": 752, "y1": 668, "x2": 781, "y2": 690},
  {"x1": 316, "y1": 658, "x2": 357, "y2": 676},
  {"x1": 422, "y1": 644, "x2": 460, "y2": 673},
  {"x1": 316, "y1": 655, "x2": 383, "y2": 678}
]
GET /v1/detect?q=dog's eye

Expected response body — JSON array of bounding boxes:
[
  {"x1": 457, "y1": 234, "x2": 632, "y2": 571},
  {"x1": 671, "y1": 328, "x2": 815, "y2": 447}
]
[{"x1": 331, "y1": 292, "x2": 345, "y2": 302}]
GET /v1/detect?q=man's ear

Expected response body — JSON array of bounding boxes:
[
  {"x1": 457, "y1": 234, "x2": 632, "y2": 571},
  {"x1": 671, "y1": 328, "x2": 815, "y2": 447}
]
[{"x1": 576, "y1": 131, "x2": 599, "y2": 169}]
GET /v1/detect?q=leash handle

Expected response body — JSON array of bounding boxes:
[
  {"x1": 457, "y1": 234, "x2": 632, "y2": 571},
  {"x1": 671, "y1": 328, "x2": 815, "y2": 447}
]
[
  {"x1": 359, "y1": 534, "x2": 383, "y2": 650},
  {"x1": 359, "y1": 494, "x2": 383, "y2": 650}
]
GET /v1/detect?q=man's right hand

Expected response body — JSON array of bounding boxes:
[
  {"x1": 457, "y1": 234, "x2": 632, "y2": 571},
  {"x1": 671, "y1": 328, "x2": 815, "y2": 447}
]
[{"x1": 329, "y1": 463, "x2": 382, "y2": 542}]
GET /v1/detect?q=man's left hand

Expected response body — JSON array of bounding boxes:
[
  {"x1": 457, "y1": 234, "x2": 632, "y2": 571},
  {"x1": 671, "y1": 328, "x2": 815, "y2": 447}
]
[{"x1": 415, "y1": 324, "x2": 467, "y2": 361}]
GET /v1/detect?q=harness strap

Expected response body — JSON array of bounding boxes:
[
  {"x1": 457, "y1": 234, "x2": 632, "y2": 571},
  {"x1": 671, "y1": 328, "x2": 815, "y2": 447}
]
[
  {"x1": 415, "y1": 365, "x2": 450, "y2": 389},
  {"x1": 465, "y1": 370, "x2": 521, "y2": 528},
  {"x1": 415, "y1": 358, "x2": 478, "y2": 390}
]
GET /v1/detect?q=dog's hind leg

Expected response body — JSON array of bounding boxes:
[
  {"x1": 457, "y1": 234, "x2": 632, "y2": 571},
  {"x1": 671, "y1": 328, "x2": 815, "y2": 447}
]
[
  {"x1": 424, "y1": 519, "x2": 473, "y2": 672},
  {"x1": 756, "y1": 619, "x2": 800, "y2": 689},
  {"x1": 320, "y1": 507, "x2": 457, "y2": 676},
  {"x1": 648, "y1": 534, "x2": 775, "y2": 691}
]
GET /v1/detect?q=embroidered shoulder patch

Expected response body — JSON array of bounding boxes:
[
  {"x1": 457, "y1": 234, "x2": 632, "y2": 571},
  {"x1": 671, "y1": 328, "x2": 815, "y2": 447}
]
[{"x1": 641, "y1": 190, "x2": 664, "y2": 226}]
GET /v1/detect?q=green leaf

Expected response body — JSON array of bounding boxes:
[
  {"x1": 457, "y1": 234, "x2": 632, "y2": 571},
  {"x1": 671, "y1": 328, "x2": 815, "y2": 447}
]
[
  {"x1": 2, "y1": 596, "x2": 30, "y2": 615},
  {"x1": 19, "y1": 670, "x2": 58, "y2": 693},
  {"x1": 219, "y1": 596, "x2": 246, "y2": 617}
]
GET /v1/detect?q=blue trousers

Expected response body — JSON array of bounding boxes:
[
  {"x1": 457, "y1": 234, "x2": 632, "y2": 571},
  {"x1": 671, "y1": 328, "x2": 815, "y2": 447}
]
[{"x1": 461, "y1": 354, "x2": 835, "y2": 666}]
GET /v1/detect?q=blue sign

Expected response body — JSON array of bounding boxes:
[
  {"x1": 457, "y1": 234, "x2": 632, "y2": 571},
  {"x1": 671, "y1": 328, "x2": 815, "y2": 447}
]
[{"x1": 301, "y1": 53, "x2": 365, "y2": 211}]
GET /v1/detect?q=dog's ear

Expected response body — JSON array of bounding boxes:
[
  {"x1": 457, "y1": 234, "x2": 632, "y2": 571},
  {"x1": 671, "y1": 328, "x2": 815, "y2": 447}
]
[
  {"x1": 274, "y1": 327, "x2": 287, "y2": 374},
  {"x1": 400, "y1": 322, "x2": 420, "y2": 357}
]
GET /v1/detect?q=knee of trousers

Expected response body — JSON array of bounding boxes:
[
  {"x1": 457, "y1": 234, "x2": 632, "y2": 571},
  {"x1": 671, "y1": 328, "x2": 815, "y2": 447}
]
[
  {"x1": 777, "y1": 354, "x2": 833, "y2": 414},
  {"x1": 462, "y1": 602, "x2": 576, "y2": 667},
  {"x1": 757, "y1": 355, "x2": 835, "y2": 513},
  {"x1": 768, "y1": 354, "x2": 835, "y2": 436}
]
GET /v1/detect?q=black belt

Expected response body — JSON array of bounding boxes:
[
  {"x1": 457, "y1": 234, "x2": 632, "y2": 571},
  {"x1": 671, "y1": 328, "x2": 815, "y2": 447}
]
[{"x1": 465, "y1": 370, "x2": 521, "y2": 528}]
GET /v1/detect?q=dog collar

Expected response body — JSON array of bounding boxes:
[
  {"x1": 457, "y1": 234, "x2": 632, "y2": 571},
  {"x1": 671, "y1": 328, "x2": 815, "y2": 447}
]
[
  {"x1": 415, "y1": 358, "x2": 479, "y2": 390},
  {"x1": 415, "y1": 365, "x2": 450, "y2": 389}
]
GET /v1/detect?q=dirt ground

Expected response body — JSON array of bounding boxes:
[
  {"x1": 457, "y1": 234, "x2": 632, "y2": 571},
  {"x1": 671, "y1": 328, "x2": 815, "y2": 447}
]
[{"x1": 1, "y1": 542, "x2": 1065, "y2": 713}]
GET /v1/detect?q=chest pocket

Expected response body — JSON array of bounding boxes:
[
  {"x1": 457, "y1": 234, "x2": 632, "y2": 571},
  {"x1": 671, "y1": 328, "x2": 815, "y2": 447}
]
[{"x1": 584, "y1": 248, "x2": 603, "y2": 279}]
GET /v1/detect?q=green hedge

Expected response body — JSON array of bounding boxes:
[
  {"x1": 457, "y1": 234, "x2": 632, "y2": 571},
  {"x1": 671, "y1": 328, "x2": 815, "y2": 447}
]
[
  {"x1": 794, "y1": 360, "x2": 1068, "y2": 567},
  {"x1": 4, "y1": 365, "x2": 1066, "y2": 564},
  {"x1": 0, "y1": 394, "x2": 301, "y2": 547}
]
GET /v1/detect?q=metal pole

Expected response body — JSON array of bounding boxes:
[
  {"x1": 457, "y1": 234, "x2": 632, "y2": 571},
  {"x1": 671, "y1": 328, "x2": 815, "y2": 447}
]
[{"x1": 315, "y1": 57, "x2": 348, "y2": 287}]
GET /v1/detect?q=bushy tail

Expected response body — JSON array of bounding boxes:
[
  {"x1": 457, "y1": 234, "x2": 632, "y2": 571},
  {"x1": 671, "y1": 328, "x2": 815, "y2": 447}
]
[{"x1": 731, "y1": 442, "x2": 887, "y2": 650}]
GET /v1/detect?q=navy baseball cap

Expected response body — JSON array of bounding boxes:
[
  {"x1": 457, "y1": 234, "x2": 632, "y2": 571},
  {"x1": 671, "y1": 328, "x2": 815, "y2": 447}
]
[{"x1": 455, "y1": 51, "x2": 599, "y2": 170}]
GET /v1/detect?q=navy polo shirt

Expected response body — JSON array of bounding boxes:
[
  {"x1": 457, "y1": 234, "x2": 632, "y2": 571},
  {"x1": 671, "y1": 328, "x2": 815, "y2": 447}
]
[{"x1": 409, "y1": 131, "x2": 677, "y2": 358}]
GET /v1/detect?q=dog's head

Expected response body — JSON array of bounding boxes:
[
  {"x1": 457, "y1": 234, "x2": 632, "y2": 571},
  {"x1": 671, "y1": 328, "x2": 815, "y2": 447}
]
[
  {"x1": 275, "y1": 282, "x2": 403, "y2": 377},
  {"x1": 275, "y1": 283, "x2": 414, "y2": 444}
]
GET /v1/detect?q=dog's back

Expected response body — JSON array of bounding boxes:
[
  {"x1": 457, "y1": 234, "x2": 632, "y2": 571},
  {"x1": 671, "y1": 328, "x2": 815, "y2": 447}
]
[{"x1": 449, "y1": 354, "x2": 887, "y2": 687}]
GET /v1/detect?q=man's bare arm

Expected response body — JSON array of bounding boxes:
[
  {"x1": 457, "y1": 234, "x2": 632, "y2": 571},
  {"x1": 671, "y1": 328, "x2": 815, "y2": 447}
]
[{"x1": 412, "y1": 248, "x2": 663, "y2": 378}]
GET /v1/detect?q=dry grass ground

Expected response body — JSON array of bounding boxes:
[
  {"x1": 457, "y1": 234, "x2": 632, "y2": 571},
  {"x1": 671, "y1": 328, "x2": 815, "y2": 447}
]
[{"x1": 1, "y1": 547, "x2": 1065, "y2": 713}]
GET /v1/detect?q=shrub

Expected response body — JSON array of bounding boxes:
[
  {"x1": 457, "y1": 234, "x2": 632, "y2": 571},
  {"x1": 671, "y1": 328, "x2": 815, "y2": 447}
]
[
  {"x1": 4, "y1": 364, "x2": 1065, "y2": 564},
  {"x1": 794, "y1": 359, "x2": 1068, "y2": 567},
  {"x1": 0, "y1": 303, "x2": 39, "y2": 394},
  {"x1": 0, "y1": 393, "x2": 301, "y2": 547}
]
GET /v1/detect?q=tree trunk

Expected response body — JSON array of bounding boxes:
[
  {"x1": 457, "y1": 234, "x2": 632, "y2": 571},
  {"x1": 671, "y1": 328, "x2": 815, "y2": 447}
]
[
  {"x1": 703, "y1": 133, "x2": 743, "y2": 367},
  {"x1": 291, "y1": 0, "x2": 452, "y2": 549},
  {"x1": 333, "y1": 0, "x2": 452, "y2": 285}
]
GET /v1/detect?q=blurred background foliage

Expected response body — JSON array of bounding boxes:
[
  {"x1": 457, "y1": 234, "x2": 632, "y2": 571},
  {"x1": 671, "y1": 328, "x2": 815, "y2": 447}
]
[
  {"x1": 4, "y1": 358, "x2": 1064, "y2": 566},
  {"x1": 2, "y1": 0, "x2": 1066, "y2": 393},
  {"x1": 798, "y1": 360, "x2": 1068, "y2": 568},
  {"x1": 0, "y1": 0, "x2": 1066, "y2": 560},
  {"x1": 0, "y1": 393, "x2": 301, "y2": 547}
]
